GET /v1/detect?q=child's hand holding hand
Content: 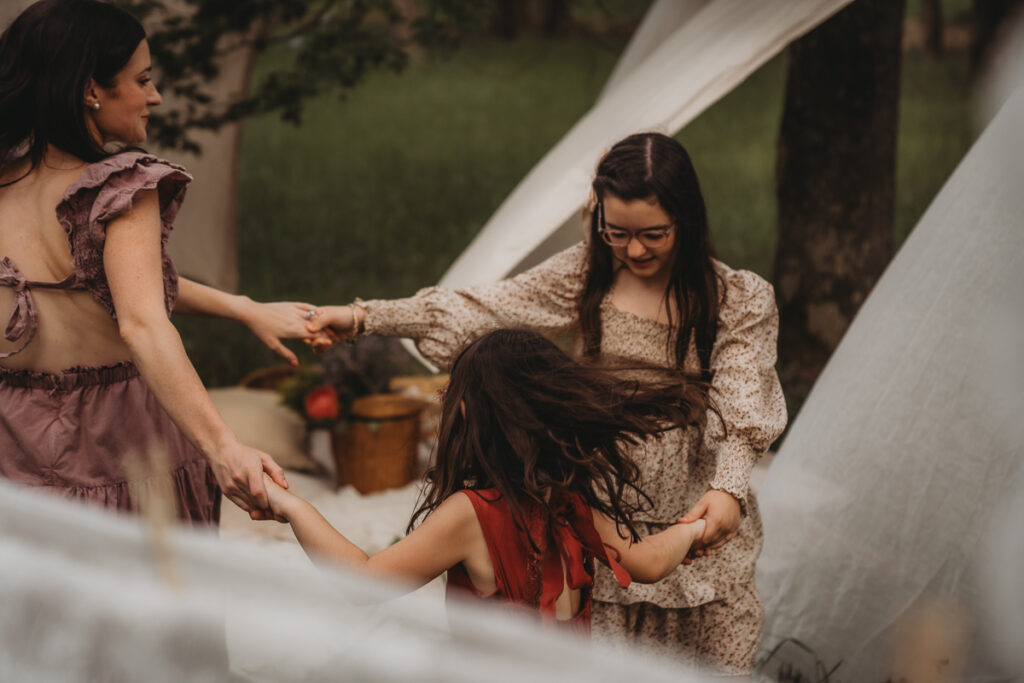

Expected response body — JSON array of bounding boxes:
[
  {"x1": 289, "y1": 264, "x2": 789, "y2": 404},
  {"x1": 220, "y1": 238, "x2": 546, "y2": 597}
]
[
  {"x1": 305, "y1": 305, "x2": 363, "y2": 351},
  {"x1": 675, "y1": 518, "x2": 707, "y2": 565},
  {"x1": 679, "y1": 489, "x2": 741, "y2": 563},
  {"x1": 262, "y1": 473, "x2": 300, "y2": 523}
]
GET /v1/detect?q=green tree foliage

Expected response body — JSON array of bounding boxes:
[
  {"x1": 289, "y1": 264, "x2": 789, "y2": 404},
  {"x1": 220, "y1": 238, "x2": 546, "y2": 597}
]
[{"x1": 119, "y1": 0, "x2": 485, "y2": 153}]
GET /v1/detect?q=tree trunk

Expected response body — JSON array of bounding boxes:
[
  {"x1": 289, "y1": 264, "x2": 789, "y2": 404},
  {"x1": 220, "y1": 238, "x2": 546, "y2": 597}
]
[
  {"x1": 922, "y1": 0, "x2": 944, "y2": 56},
  {"x1": 970, "y1": 0, "x2": 1024, "y2": 76},
  {"x1": 773, "y1": 0, "x2": 906, "y2": 404},
  {"x1": 543, "y1": 0, "x2": 571, "y2": 36},
  {"x1": 493, "y1": 0, "x2": 519, "y2": 39}
]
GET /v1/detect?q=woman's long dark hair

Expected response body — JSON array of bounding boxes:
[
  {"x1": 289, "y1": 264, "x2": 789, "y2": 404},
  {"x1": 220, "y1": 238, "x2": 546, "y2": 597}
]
[
  {"x1": 409, "y1": 329, "x2": 711, "y2": 542},
  {"x1": 579, "y1": 133, "x2": 723, "y2": 381},
  {"x1": 0, "y1": 0, "x2": 145, "y2": 184}
]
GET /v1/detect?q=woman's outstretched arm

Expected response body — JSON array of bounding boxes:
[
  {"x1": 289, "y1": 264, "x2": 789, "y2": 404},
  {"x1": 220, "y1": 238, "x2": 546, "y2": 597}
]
[
  {"x1": 305, "y1": 242, "x2": 588, "y2": 369},
  {"x1": 592, "y1": 511, "x2": 705, "y2": 583},
  {"x1": 174, "y1": 277, "x2": 321, "y2": 367},
  {"x1": 104, "y1": 189, "x2": 287, "y2": 517}
]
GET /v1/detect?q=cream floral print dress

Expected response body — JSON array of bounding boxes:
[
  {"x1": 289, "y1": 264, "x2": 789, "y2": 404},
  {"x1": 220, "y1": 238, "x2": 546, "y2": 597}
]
[{"x1": 361, "y1": 242, "x2": 786, "y2": 675}]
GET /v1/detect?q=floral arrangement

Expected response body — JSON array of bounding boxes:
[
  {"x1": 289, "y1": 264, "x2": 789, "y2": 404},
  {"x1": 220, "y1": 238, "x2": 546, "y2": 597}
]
[{"x1": 278, "y1": 337, "x2": 423, "y2": 428}]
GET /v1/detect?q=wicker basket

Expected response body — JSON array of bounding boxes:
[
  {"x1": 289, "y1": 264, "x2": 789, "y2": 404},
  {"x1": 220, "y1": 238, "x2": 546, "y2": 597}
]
[
  {"x1": 238, "y1": 364, "x2": 297, "y2": 390},
  {"x1": 388, "y1": 374, "x2": 449, "y2": 439},
  {"x1": 333, "y1": 393, "x2": 426, "y2": 493}
]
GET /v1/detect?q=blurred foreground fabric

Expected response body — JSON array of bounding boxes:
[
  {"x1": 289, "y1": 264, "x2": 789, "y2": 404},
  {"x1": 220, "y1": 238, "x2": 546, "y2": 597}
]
[
  {"x1": 756, "y1": 82, "x2": 1024, "y2": 681},
  {"x1": 0, "y1": 478, "x2": 713, "y2": 683}
]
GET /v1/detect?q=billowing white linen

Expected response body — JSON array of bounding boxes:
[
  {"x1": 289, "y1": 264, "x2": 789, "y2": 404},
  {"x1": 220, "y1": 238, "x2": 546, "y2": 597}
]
[
  {"x1": 439, "y1": 0, "x2": 853, "y2": 289},
  {"x1": 756, "y1": 86, "x2": 1024, "y2": 682},
  {"x1": 0, "y1": 480, "x2": 713, "y2": 682},
  {"x1": 598, "y1": 0, "x2": 710, "y2": 101}
]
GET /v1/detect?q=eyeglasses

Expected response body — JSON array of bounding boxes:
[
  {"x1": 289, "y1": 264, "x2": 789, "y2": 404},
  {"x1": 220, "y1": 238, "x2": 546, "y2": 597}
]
[{"x1": 598, "y1": 225, "x2": 675, "y2": 249}]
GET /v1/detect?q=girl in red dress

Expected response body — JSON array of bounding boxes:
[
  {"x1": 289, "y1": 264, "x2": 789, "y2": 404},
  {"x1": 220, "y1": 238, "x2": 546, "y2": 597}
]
[{"x1": 263, "y1": 328, "x2": 708, "y2": 631}]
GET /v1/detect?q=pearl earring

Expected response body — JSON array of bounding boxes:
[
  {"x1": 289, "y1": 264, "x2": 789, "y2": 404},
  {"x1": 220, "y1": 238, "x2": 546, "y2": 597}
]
[{"x1": 91, "y1": 102, "x2": 100, "y2": 111}]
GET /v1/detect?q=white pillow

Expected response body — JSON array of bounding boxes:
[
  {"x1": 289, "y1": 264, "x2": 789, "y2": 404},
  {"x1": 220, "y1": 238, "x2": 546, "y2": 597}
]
[{"x1": 208, "y1": 387, "x2": 319, "y2": 473}]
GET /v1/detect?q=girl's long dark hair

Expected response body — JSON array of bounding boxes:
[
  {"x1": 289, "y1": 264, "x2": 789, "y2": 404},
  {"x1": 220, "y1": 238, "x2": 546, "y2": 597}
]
[
  {"x1": 0, "y1": 0, "x2": 145, "y2": 184},
  {"x1": 409, "y1": 329, "x2": 711, "y2": 542},
  {"x1": 579, "y1": 133, "x2": 722, "y2": 382}
]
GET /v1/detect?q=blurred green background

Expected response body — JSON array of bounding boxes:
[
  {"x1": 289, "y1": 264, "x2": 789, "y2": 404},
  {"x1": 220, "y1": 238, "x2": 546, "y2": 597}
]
[{"x1": 177, "y1": 0, "x2": 979, "y2": 386}]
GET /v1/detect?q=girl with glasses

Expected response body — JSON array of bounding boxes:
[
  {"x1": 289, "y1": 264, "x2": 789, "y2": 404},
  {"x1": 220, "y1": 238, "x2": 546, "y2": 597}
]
[{"x1": 309, "y1": 132, "x2": 786, "y2": 675}]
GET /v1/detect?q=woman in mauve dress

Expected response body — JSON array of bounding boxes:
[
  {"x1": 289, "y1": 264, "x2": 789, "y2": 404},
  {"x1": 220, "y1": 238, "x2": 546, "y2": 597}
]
[
  {"x1": 0, "y1": 0, "x2": 320, "y2": 523},
  {"x1": 308, "y1": 133, "x2": 786, "y2": 675}
]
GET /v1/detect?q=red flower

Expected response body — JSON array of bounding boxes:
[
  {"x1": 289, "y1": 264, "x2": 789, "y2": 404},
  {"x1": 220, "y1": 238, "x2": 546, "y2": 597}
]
[{"x1": 304, "y1": 386, "x2": 340, "y2": 421}]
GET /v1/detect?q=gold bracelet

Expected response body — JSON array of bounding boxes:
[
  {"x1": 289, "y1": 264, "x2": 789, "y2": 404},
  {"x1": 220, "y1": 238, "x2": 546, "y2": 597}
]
[{"x1": 349, "y1": 300, "x2": 367, "y2": 336}]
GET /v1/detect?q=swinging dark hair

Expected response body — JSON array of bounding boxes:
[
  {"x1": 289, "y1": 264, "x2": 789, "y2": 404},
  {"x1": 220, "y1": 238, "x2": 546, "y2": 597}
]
[
  {"x1": 409, "y1": 329, "x2": 712, "y2": 542},
  {"x1": 0, "y1": 0, "x2": 146, "y2": 184},
  {"x1": 579, "y1": 133, "x2": 723, "y2": 382}
]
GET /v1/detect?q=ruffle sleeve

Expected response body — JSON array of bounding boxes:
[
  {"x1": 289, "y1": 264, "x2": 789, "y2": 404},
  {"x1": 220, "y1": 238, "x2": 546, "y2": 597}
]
[
  {"x1": 55, "y1": 152, "x2": 193, "y2": 318},
  {"x1": 704, "y1": 265, "x2": 787, "y2": 505},
  {"x1": 363, "y1": 242, "x2": 587, "y2": 370}
]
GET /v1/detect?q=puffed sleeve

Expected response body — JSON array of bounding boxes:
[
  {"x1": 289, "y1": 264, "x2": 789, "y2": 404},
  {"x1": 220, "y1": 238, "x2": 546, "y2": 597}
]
[
  {"x1": 55, "y1": 152, "x2": 192, "y2": 317},
  {"x1": 362, "y1": 242, "x2": 587, "y2": 370},
  {"x1": 704, "y1": 266, "x2": 787, "y2": 505}
]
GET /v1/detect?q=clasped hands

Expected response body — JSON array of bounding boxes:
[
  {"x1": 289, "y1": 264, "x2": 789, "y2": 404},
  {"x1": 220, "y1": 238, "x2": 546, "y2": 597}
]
[
  {"x1": 235, "y1": 300, "x2": 356, "y2": 360},
  {"x1": 298, "y1": 305, "x2": 363, "y2": 353},
  {"x1": 678, "y1": 488, "x2": 742, "y2": 564}
]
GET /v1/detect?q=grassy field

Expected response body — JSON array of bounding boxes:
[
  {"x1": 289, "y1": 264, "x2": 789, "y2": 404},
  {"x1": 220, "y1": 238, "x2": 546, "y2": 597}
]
[{"x1": 178, "y1": 26, "x2": 978, "y2": 387}]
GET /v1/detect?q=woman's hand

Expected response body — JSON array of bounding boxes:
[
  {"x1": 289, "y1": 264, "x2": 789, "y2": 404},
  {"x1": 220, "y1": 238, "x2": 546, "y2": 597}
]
[
  {"x1": 304, "y1": 305, "x2": 359, "y2": 351},
  {"x1": 206, "y1": 439, "x2": 289, "y2": 520},
  {"x1": 175, "y1": 280, "x2": 334, "y2": 364},
  {"x1": 236, "y1": 299, "x2": 329, "y2": 366},
  {"x1": 679, "y1": 489, "x2": 742, "y2": 560}
]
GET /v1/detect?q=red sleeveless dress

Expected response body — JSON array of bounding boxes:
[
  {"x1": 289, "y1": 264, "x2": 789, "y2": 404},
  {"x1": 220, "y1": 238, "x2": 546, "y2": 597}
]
[{"x1": 446, "y1": 488, "x2": 631, "y2": 635}]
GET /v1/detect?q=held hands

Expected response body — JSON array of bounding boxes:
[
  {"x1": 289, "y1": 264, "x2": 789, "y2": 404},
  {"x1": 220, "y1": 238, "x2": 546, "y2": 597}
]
[
  {"x1": 236, "y1": 298, "x2": 334, "y2": 366},
  {"x1": 303, "y1": 305, "x2": 361, "y2": 353},
  {"x1": 262, "y1": 472, "x2": 299, "y2": 523},
  {"x1": 679, "y1": 489, "x2": 742, "y2": 563},
  {"x1": 206, "y1": 439, "x2": 289, "y2": 521},
  {"x1": 678, "y1": 518, "x2": 707, "y2": 557}
]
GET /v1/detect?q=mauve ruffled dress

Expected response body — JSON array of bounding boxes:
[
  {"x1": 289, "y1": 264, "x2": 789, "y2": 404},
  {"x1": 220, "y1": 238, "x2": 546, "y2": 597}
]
[{"x1": 0, "y1": 152, "x2": 220, "y2": 524}]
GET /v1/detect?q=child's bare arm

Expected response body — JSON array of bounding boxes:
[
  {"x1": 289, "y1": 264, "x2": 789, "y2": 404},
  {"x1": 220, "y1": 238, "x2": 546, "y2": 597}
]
[
  {"x1": 592, "y1": 512, "x2": 706, "y2": 583},
  {"x1": 263, "y1": 474, "x2": 371, "y2": 566},
  {"x1": 264, "y1": 475, "x2": 478, "y2": 588}
]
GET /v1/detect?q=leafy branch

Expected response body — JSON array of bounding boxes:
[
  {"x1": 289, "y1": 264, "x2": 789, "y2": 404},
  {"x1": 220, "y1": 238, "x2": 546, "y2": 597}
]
[{"x1": 118, "y1": 0, "x2": 485, "y2": 153}]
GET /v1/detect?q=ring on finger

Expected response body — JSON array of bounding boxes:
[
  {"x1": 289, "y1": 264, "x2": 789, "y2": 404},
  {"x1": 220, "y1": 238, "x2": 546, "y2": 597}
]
[{"x1": 305, "y1": 309, "x2": 316, "y2": 321}]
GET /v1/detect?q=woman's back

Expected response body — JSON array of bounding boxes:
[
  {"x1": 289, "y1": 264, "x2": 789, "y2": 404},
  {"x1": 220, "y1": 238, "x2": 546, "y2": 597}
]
[{"x1": 0, "y1": 156, "x2": 132, "y2": 373}]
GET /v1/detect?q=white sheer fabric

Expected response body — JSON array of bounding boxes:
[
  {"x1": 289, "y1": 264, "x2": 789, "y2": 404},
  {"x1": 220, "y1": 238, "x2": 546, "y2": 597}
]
[
  {"x1": 756, "y1": 84, "x2": 1024, "y2": 682},
  {"x1": 438, "y1": 0, "x2": 853, "y2": 290},
  {"x1": 597, "y1": 0, "x2": 711, "y2": 101},
  {"x1": 0, "y1": 479, "x2": 715, "y2": 682},
  {"x1": 404, "y1": 0, "x2": 853, "y2": 369}
]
